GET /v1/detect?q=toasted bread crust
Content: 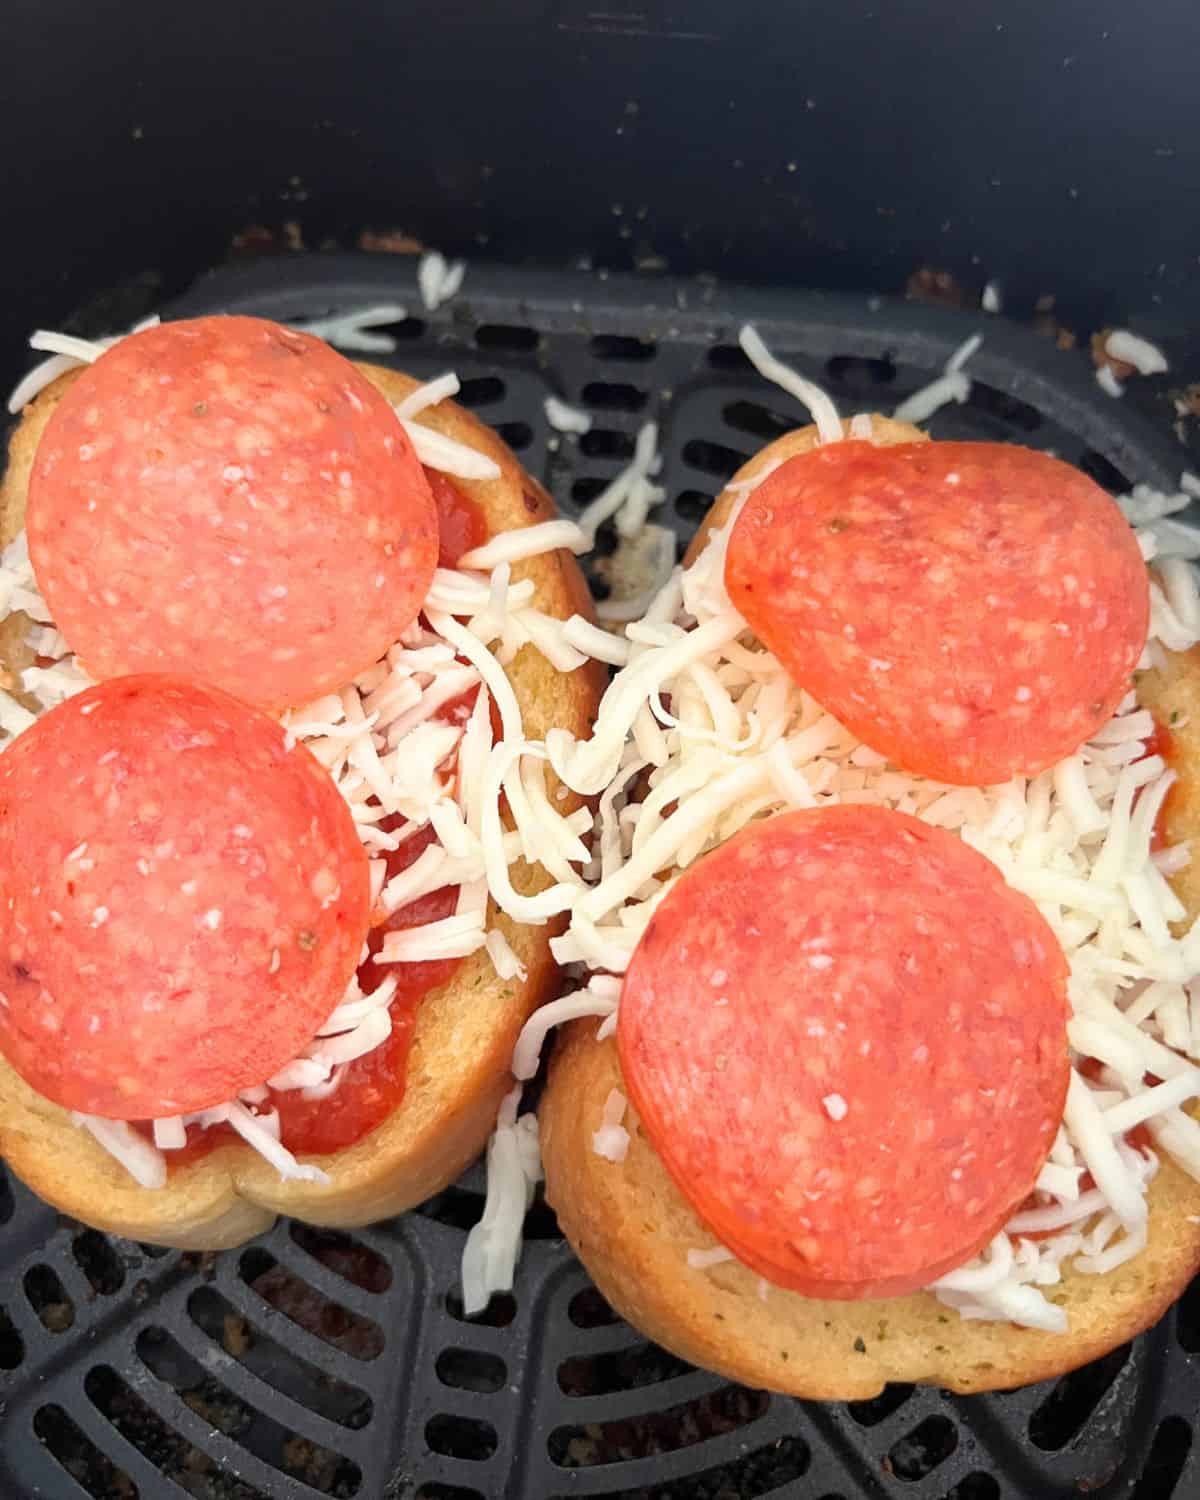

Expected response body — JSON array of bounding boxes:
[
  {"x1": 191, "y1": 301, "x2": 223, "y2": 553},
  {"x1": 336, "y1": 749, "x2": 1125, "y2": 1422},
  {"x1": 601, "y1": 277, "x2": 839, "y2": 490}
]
[
  {"x1": 0, "y1": 360, "x2": 604, "y2": 1249},
  {"x1": 542, "y1": 419, "x2": 1200, "y2": 1396}
]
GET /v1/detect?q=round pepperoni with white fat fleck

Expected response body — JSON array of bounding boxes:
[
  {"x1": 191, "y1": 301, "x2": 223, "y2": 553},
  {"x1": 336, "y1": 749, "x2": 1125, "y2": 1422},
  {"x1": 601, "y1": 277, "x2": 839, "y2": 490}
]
[
  {"x1": 0, "y1": 676, "x2": 369, "y2": 1119},
  {"x1": 617, "y1": 806, "x2": 1070, "y2": 1299},
  {"x1": 27, "y1": 316, "x2": 438, "y2": 710},
  {"x1": 725, "y1": 441, "x2": 1149, "y2": 785}
]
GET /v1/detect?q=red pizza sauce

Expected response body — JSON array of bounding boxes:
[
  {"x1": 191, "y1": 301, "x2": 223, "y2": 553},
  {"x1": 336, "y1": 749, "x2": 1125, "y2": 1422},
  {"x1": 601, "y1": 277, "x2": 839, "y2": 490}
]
[{"x1": 1148, "y1": 716, "x2": 1176, "y2": 852}]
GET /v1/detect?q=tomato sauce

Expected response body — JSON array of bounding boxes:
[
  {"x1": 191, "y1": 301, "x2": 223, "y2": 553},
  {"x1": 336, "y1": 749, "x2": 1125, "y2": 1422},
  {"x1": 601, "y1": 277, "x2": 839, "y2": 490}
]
[
  {"x1": 136, "y1": 471, "x2": 490, "y2": 1167},
  {"x1": 1148, "y1": 715, "x2": 1176, "y2": 853},
  {"x1": 427, "y1": 467, "x2": 488, "y2": 569}
]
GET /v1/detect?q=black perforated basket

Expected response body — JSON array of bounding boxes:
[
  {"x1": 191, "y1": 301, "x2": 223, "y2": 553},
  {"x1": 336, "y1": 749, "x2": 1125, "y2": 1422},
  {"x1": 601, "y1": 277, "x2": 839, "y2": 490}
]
[{"x1": 2, "y1": 255, "x2": 1199, "y2": 1500}]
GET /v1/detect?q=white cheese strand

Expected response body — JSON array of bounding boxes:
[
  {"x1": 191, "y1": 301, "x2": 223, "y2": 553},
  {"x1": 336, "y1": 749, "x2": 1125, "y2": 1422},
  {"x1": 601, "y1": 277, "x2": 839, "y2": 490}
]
[
  {"x1": 576, "y1": 422, "x2": 660, "y2": 541},
  {"x1": 72, "y1": 1114, "x2": 167, "y2": 1188},
  {"x1": 392, "y1": 371, "x2": 460, "y2": 418},
  {"x1": 29, "y1": 330, "x2": 107, "y2": 363},
  {"x1": 592, "y1": 1088, "x2": 631, "y2": 1163},
  {"x1": 738, "y1": 325, "x2": 842, "y2": 445},
  {"x1": 461, "y1": 1085, "x2": 541, "y2": 1315},
  {"x1": 562, "y1": 615, "x2": 631, "y2": 667},
  {"x1": 545, "y1": 395, "x2": 593, "y2": 435},
  {"x1": 401, "y1": 419, "x2": 501, "y2": 480},
  {"x1": 485, "y1": 928, "x2": 527, "y2": 981},
  {"x1": 1106, "y1": 330, "x2": 1169, "y2": 376},
  {"x1": 288, "y1": 304, "x2": 408, "y2": 352},
  {"x1": 511, "y1": 982, "x2": 622, "y2": 1080},
  {"x1": 458, "y1": 521, "x2": 589, "y2": 570},
  {"x1": 893, "y1": 333, "x2": 981, "y2": 425},
  {"x1": 1063, "y1": 1072, "x2": 1147, "y2": 1229}
]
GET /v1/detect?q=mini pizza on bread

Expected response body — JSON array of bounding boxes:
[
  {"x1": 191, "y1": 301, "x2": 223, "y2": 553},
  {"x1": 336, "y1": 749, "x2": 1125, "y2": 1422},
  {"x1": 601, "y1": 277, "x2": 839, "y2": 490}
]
[
  {"x1": 0, "y1": 317, "x2": 604, "y2": 1250},
  {"x1": 525, "y1": 392, "x2": 1200, "y2": 1396}
]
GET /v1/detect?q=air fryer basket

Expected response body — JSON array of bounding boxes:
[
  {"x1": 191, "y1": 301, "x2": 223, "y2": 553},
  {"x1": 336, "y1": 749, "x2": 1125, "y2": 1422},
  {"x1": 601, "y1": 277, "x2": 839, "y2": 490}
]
[{"x1": 0, "y1": 254, "x2": 1196, "y2": 1500}]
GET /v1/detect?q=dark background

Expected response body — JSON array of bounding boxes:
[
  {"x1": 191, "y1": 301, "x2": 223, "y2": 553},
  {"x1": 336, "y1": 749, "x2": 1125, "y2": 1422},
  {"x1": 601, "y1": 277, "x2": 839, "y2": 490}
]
[{"x1": 1, "y1": 0, "x2": 1197, "y2": 370}]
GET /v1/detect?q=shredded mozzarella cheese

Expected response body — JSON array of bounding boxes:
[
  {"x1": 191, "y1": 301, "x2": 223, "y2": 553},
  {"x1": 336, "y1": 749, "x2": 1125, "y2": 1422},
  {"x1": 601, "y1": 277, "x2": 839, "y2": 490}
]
[
  {"x1": 460, "y1": 1085, "x2": 541, "y2": 1315},
  {"x1": 738, "y1": 325, "x2": 843, "y2": 444},
  {"x1": 393, "y1": 371, "x2": 461, "y2": 418},
  {"x1": 417, "y1": 252, "x2": 466, "y2": 313},
  {"x1": 545, "y1": 395, "x2": 593, "y2": 435},
  {"x1": 288, "y1": 304, "x2": 408, "y2": 353},
  {"x1": 592, "y1": 1088, "x2": 631, "y2": 1162},
  {"x1": 893, "y1": 333, "x2": 981, "y2": 424},
  {"x1": 1106, "y1": 330, "x2": 1169, "y2": 377}
]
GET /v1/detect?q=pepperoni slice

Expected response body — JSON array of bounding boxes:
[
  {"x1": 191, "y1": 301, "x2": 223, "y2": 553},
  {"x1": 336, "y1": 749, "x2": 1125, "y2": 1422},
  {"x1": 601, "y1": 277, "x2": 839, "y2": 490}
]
[
  {"x1": 27, "y1": 317, "x2": 439, "y2": 710},
  {"x1": 617, "y1": 806, "x2": 1070, "y2": 1299},
  {"x1": 725, "y1": 441, "x2": 1149, "y2": 785},
  {"x1": 0, "y1": 676, "x2": 370, "y2": 1118}
]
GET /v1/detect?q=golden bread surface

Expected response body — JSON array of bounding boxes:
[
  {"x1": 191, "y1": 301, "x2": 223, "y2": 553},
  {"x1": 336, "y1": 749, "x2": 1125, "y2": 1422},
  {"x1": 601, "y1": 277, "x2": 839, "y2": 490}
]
[{"x1": 0, "y1": 360, "x2": 603, "y2": 1249}]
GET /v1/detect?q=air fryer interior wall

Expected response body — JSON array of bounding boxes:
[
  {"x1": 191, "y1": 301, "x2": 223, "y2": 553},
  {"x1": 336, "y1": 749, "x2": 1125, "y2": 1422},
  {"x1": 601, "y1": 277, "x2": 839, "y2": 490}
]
[{"x1": 1, "y1": 2, "x2": 1198, "y2": 365}]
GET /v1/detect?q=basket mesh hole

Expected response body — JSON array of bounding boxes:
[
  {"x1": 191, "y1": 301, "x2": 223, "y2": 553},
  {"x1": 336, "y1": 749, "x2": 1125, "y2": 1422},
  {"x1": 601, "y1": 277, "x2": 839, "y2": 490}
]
[
  {"x1": 33, "y1": 1403, "x2": 139, "y2": 1500},
  {"x1": 675, "y1": 488, "x2": 716, "y2": 522},
  {"x1": 446, "y1": 1289, "x2": 517, "y2": 1327},
  {"x1": 581, "y1": 428, "x2": 637, "y2": 461},
  {"x1": 550, "y1": 1434, "x2": 811, "y2": 1499},
  {"x1": 0, "y1": 1304, "x2": 23, "y2": 1367},
  {"x1": 583, "y1": 380, "x2": 649, "y2": 413},
  {"x1": 571, "y1": 474, "x2": 608, "y2": 503},
  {"x1": 707, "y1": 344, "x2": 753, "y2": 372},
  {"x1": 136, "y1": 1325, "x2": 363, "y2": 1492},
  {"x1": 1028, "y1": 1342, "x2": 1130, "y2": 1450},
  {"x1": 0, "y1": 1165, "x2": 12, "y2": 1224},
  {"x1": 519, "y1": 1188, "x2": 563, "y2": 1241},
  {"x1": 682, "y1": 438, "x2": 750, "y2": 480},
  {"x1": 548, "y1": 1385, "x2": 770, "y2": 1467},
  {"x1": 475, "y1": 323, "x2": 540, "y2": 352},
  {"x1": 381, "y1": 315, "x2": 427, "y2": 342},
  {"x1": 24, "y1": 1264, "x2": 75, "y2": 1333},
  {"x1": 84, "y1": 1364, "x2": 269, "y2": 1500},
  {"x1": 496, "y1": 420, "x2": 533, "y2": 452},
  {"x1": 722, "y1": 399, "x2": 797, "y2": 442},
  {"x1": 965, "y1": 382, "x2": 1043, "y2": 432},
  {"x1": 943, "y1": 1475, "x2": 1000, "y2": 1500},
  {"x1": 568, "y1": 1286, "x2": 620, "y2": 1328},
  {"x1": 72, "y1": 1230, "x2": 125, "y2": 1296},
  {"x1": 425, "y1": 1413, "x2": 499, "y2": 1461},
  {"x1": 825, "y1": 354, "x2": 898, "y2": 389},
  {"x1": 416, "y1": 1486, "x2": 485, "y2": 1500},
  {"x1": 846, "y1": 1383, "x2": 915, "y2": 1427},
  {"x1": 456, "y1": 375, "x2": 506, "y2": 408},
  {"x1": 136, "y1": 1242, "x2": 172, "y2": 1259},
  {"x1": 240, "y1": 1248, "x2": 384, "y2": 1360},
  {"x1": 590, "y1": 334, "x2": 656, "y2": 363},
  {"x1": 1078, "y1": 448, "x2": 1133, "y2": 495},
  {"x1": 436, "y1": 1348, "x2": 507, "y2": 1393},
  {"x1": 417, "y1": 1185, "x2": 486, "y2": 1231},
  {"x1": 557, "y1": 1343, "x2": 693, "y2": 1396},
  {"x1": 885, "y1": 1415, "x2": 959, "y2": 1480},
  {"x1": 287, "y1": 1223, "x2": 392, "y2": 1293},
  {"x1": 188, "y1": 1286, "x2": 373, "y2": 1428},
  {"x1": 1134, "y1": 1416, "x2": 1192, "y2": 1498}
]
